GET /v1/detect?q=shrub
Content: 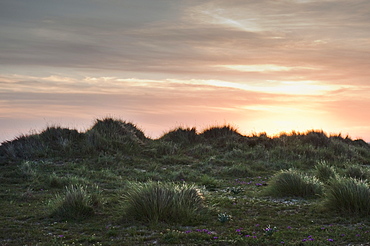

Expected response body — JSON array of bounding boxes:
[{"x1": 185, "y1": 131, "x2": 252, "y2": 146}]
[
  {"x1": 324, "y1": 177, "x2": 370, "y2": 215},
  {"x1": 314, "y1": 161, "x2": 338, "y2": 183},
  {"x1": 49, "y1": 184, "x2": 102, "y2": 220},
  {"x1": 122, "y1": 182, "x2": 205, "y2": 223},
  {"x1": 264, "y1": 169, "x2": 323, "y2": 198}
]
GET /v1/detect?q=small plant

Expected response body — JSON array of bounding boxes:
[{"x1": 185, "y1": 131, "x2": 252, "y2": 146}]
[
  {"x1": 49, "y1": 184, "x2": 102, "y2": 220},
  {"x1": 198, "y1": 174, "x2": 220, "y2": 190},
  {"x1": 263, "y1": 225, "x2": 278, "y2": 236},
  {"x1": 218, "y1": 212, "x2": 231, "y2": 223},
  {"x1": 227, "y1": 186, "x2": 244, "y2": 194}
]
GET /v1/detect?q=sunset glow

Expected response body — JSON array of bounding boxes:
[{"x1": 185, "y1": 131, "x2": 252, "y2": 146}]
[{"x1": 1, "y1": 0, "x2": 370, "y2": 142}]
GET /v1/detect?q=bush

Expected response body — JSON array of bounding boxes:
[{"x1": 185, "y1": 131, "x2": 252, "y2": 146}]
[
  {"x1": 324, "y1": 177, "x2": 370, "y2": 215},
  {"x1": 122, "y1": 182, "x2": 205, "y2": 223},
  {"x1": 49, "y1": 184, "x2": 102, "y2": 220},
  {"x1": 265, "y1": 169, "x2": 323, "y2": 198},
  {"x1": 314, "y1": 161, "x2": 338, "y2": 183}
]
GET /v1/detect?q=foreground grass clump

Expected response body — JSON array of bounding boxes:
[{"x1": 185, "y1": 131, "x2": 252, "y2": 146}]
[
  {"x1": 122, "y1": 182, "x2": 205, "y2": 223},
  {"x1": 323, "y1": 177, "x2": 370, "y2": 216},
  {"x1": 314, "y1": 161, "x2": 338, "y2": 184},
  {"x1": 49, "y1": 184, "x2": 102, "y2": 221},
  {"x1": 265, "y1": 169, "x2": 323, "y2": 198}
]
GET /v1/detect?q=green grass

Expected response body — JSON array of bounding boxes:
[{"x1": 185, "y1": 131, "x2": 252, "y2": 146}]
[
  {"x1": 314, "y1": 161, "x2": 339, "y2": 184},
  {"x1": 48, "y1": 184, "x2": 103, "y2": 221},
  {"x1": 323, "y1": 177, "x2": 370, "y2": 216},
  {"x1": 264, "y1": 169, "x2": 324, "y2": 198},
  {"x1": 1, "y1": 118, "x2": 370, "y2": 245},
  {"x1": 122, "y1": 181, "x2": 206, "y2": 224}
]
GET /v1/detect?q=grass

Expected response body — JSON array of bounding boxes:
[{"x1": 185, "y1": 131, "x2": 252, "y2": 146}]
[
  {"x1": 323, "y1": 177, "x2": 370, "y2": 216},
  {"x1": 122, "y1": 181, "x2": 205, "y2": 224},
  {"x1": 1, "y1": 117, "x2": 370, "y2": 245},
  {"x1": 264, "y1": 168, "x2": 324, "y2": 198},
  {"x1": 49, "y1": 184, "x2": 103, "y2": 221},
  {"x1": 314, "y1": 161, "x2": 339, "y2": 184}
]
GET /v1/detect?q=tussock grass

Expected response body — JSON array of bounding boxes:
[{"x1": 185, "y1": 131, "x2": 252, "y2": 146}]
[
  {"x1": 345, "y1": 164, "x2": 369, "y2": 180},
  {"x1": 200, "y1": 125, "x2": 242, "y2": 140},
  {"x1": 323, "y1": 177, "x2": 370, "y2": 216},
  {"x1": 314, "y1": 161, "x2": 338, "y2": 183},
  {"x1": 47, "y1": 173, "x2": 87, "y2": 189},
  {"x1": 264, "y1": 169, "x2": 323, "y2": 198},
  {"x1": 122, "y1": 182, "x2": 205, "y2": 223},
  {"x1": 49, "y1": 184, "x2": 102, "y2": 221},
  {"x1": 86, "y1": 118, "x2": 147, "y2": 152},
  {"x1": 159, "y1": 127, "x2": 198, "y2": 145}
]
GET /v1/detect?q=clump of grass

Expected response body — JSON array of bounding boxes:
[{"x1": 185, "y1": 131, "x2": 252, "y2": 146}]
[
  {"x1": 323, "y1": 177, "x2": 370, "y2": 216},
  {"x1": 159, "y1": 127, "x2": 198, "y2": 145},
  {"x1": 301, "y1": 130, "x2": 330, "y2": 148},
  {"x1": 344, "y1": 165, "x2": 369, "y2": 180},
  {"x1": 264, "y1": 169, "x2": 323, "y2": 198},
  {"x1": 49, "y1": 184, "x2": 102, "y2": 221},
  {"x1": 47, "y1": 173, "x2": 87, "y2": 189},
  {"x1": 85, "y1": 118, "x2": 147, "y2": 152},
  {"x1": 200, "y1": 125, "x2": 242, "y2": 140},
  {"x1": 314, "y1": 161, "x2": 338, "y2": 183},
  {"x1": 197, "y1": 174, "x2": 220, "y2": 190},
  {"x1": 122, "y1": 181, "x2": 205, "y2": 223},
  {"x1": 18, "y1": 161, "x2": 37, "y2": 179}
]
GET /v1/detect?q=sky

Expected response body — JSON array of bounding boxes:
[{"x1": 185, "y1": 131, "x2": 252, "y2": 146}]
[{"x1": 1, "y1": 0, "x2": 370, "y2": 143}]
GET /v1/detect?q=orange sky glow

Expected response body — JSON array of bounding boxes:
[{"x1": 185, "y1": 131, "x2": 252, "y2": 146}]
[{"x1": 1, "y1": 0, "x2": 370, "y2": 142}]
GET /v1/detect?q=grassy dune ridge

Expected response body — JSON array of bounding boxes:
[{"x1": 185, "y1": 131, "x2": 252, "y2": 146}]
[{"x1": 1, "y1": 117, "x2": 370, "y2": 245}]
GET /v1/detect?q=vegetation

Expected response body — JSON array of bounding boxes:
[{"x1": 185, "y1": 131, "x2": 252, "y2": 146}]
[
  {"x1": 122, "y1": 181, "x2": 205, "y2": 224},
  {"x1": 263, "y1": 169, "x2": 323, "y2": 198},
  {"x1": 1, "y1": 117, "x2": 370, "y2": 245}
]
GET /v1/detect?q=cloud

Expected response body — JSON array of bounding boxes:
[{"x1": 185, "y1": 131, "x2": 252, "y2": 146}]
[{"x1": 1, "y1": 0, "x2": 370, "y2": 141}]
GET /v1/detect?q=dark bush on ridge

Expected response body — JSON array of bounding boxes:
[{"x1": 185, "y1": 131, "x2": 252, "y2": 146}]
[
  {"x1": 301, "y1": 130, "x2": 330, "y2": 148},
  {"x1": 200, "y1": 125, "x2": 243, "y2": 140},
  {"x1": 85, "y1": 118, "x2": 147, "y2": 152},
  {"x1": 0, "y1": 126, "x2": 84, "y2": 159},
  {"x1": 159, "y1": 127, "x2": 198, "y2": 145}
]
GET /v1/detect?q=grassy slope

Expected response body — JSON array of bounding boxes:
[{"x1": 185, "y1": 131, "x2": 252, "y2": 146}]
[{"x1": 1, "y1": 118, "x2": 370, "y2": 245}]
